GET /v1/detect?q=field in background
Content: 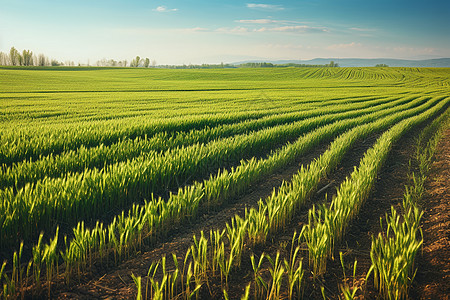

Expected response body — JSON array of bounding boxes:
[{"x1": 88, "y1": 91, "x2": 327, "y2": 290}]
[{"x1": 0, "y1": 67, "x2": 449, "y2": 299}]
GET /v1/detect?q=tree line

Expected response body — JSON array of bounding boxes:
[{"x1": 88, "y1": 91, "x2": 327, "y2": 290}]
[
  {"x1": 0, "y1": 47, "x2": 157, "y2": 68},
  {"x1": 95, "y1": 56, "x2": 156, "y2": 67},
  {"x1": 238, "y1": 61, "x2": 339, "y2": 68},
  {"x1": 0, "y1": 47, "x2": 69, "y2": 67},
  {"x1": 160, "y1": 61, "x2": 340, "y2": 69},
  {"x1": 1, "y1": 46, "x2": 341, "y2": 69}
]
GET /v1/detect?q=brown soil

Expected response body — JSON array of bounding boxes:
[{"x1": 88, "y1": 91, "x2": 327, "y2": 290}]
[{"x1": 412, "y1": 128, "x2": 450, "y2": 300}]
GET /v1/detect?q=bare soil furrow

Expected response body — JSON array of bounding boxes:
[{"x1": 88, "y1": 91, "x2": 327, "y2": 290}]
[{"x1": 412, "y1": 128, "x2": 450, "y2": 300}]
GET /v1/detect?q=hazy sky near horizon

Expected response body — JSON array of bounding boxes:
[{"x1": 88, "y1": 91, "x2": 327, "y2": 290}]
[{"x1": 1, "y1": 0, "x2": 449, "y2": 65}]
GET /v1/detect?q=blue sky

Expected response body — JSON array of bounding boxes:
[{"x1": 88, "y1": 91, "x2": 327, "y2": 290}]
[{"x1": 1, "y1": 0, "x2": 449, "y2": 64}]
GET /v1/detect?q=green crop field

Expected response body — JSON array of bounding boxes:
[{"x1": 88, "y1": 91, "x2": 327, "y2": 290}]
[{"x1": 0, "y1": 66, "x2": 449, "y2": 299}]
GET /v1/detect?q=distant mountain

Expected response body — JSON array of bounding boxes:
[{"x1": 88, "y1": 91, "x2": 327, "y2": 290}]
[{"x1": 232, "y1": 58, "x2": 450, "y2": 68}]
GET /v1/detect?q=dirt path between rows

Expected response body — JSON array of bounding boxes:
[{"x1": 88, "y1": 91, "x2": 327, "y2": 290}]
[{"x1": 412, "y1": 128, "x2": 450, "y2": 299}]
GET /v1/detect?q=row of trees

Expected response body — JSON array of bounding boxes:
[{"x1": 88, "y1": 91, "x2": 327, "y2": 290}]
[
  {"x1": 129, "y1": 56, "x2": 157, "y2": 68},
  {"x1": 158, "y1": 62, "x2": 235, "y2": 69},
  {"x1": 159, "y1": 61, "x2": 341, "y2": 69},
  {"x1": 1, "y1": 46, "x2": 342, "y2": 69},
  {"x1": 0, "y1": 47, "x2": 158, "y2": 68},
  {"x1": 325, "y1": 61, "x2": 339, "y2": 67},
  {"x1": 95, "y1": 59, "x2": 128, "y2": 67},
  {"x1": 238, "y1": 61, "x2": 339, "y2": 68},
  {"x1": 0, "y1": 47, "x2": 68, "y2": 67},
  {"x1": 95, "y1": 56, "x2": 157, "y2": 67}
]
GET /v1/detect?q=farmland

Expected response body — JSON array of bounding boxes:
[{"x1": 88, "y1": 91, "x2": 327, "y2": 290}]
[{"x1": 0, "y1": 66, "x2": 449, "y2": 299}]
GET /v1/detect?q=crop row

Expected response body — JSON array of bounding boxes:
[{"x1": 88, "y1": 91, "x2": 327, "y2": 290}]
[
  {"x1": 2, "y1": 92, "x2": 381, "y2": 123},
  {"x1": 302, "y1": 98, "x2": 448, "y2": 280},
  {"x1": 0, "y1": 105, "x2": 299, "y2": 166},
  {"x1": 0, "y1": 95, "x2": 437, "y2": 249},
  {"x1": 7, "y1": 95, "x2": 445, "y2": 277},
  {"x1": 0, "y1": 97, "x2": 447, "y2": 299},
  {"x1": 300, "y1": 67, "x2": 446, "y2": 85},
  {"x1": 124, "y1": 91, "x2": 448, "y2": 299},
  {"x1": 0, "y1": 91, "x2": 387, "y2": 166},
  {"x1": 0, "y1": 95, "x2": 429, "y2": 242},
  {"x1": 229, "y1": 96, "x2": 447, "y2": 249},
  {"x1": 0, "y1": 94, "x2": 397, "y2": 190},
  {"x1": 128, "y1": 95, "x2": 448, "y2": 299},
  {"x1": 369, "y1": 108, "x2": 449, "y2": 299}
]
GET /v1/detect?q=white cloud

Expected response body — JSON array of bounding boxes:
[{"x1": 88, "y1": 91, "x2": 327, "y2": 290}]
[
  {"x1": 257, "y1": 25, "x2": 329, "y2": 33},
  {"x1": 180, "y1": 27, "x2": 209, "y2": 33},
  {"x1": 112, "y1": 27, "x2": 207, "y2": 35},
  {"x1": 237, "y1": 19, "x2": 278, "y2": 24},
  {"x1": 265, "y1": 43, "x2": 304, "y2": 49},
  {"x1": 247, "y1": 3, "x2": 284, "y2": 11},
  {"x1": 216, "y1": 27, "x2": 250, "y2": 34},
  {"x1": 113, "y1": 23, "x2": 330, "y2": 38},
  {"x1": 153, "y1": 6, "x2": 178, "y2": 12},
  {"x1": 236, "y1": 19, "x2": 309, "y2": 26},
  {"x1": 349, "y1": 27, "x2": 376, "y2": 32}
]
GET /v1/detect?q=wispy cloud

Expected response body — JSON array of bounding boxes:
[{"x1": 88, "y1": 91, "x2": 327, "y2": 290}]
[
  {"x1": 214, "y1": 24, "x2": 328, "y2": 35},
  {"x1": 153, "y1": 6, "x2": 178, "y2": 12},
  {"x1": 257, "y1": 25, "x2": 329, "y2": 33},
  {"x1": 237, "y1": 19, "x2": 278, "y2": 24},
  {"x1": 112, "y1": 27, "x2": 206, "y2": 35},
  {"x1": 113, "y1": 23, "x2": 329, "y2": 37},
  {"x1": 265, "y1": 43, "x2": 304, "y2": 50},
  {"x1": 179, "y1": 27, "x2": 209, "y2": 33},
  {"x1": 349, "y1": 27, "x2": 376, "y2": 32},
  {"x1": 247, "y1": 3, "x2": 284, "y2": 11},
  {"x1": 236, "y1": 19, "x2": 308, "y2": 25},
  {"x1": 216, "y1": 27, "x2": 250, "y2": 34}
]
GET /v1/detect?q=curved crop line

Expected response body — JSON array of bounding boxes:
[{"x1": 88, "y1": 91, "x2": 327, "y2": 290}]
[
  {"x1": 1, "y1": 96, "x2": 444, "y2": 293},
  {"x1": 0, "y1": 95, "x2": 436, "y2": 248},
  {"x1": 303, "y1": 97, "x2": 449, "y2": 279},
  {"x1": 124, "y1": 95, "x2": 448, "y2": 299},
  {"x1": 0, "y1": 107, "x2": 295, "y2": 166},
  {"x1": 0, "y1": 94, "x2": 409, "y2": 190},
  {"x1": 369, "y1": 107, "x2": 450, "y2": 299}
]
